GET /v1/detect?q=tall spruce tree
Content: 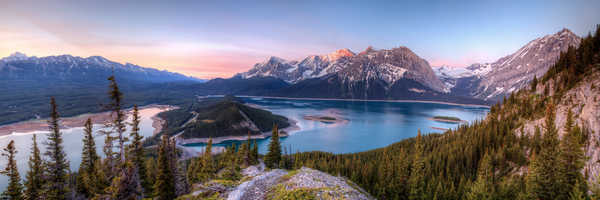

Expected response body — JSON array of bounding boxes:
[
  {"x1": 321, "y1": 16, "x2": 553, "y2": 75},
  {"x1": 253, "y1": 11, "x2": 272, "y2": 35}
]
[
  {"x1": 1, "y1": 140, "x2": 24, "y2": 200},
  {"x1": 24, "y1": 135, "x2": 44, "y2": 200},
  {"x1": 129, "y1": 105, "x2": 149, "y2": 195},
  {"x1": 409, "y1": 130, "x2": 426, "y2": 200},
  {"x1": 560, "y1": 109, "x2": 587, "y2": 197},
  {"x1": 44, "y1": 97, "x2": 69, "y2": 200},
  {"x1": 80, "y1": 118, "x2": 99, "y2": 173},
  {"x1": 264, "y1": 124, "x2": 281, "y2": 168},
  {"x1": 107, "y1": 76, "x2": 128, "y2": 164},
  {"x1": 198, "y1": 138, "x2": 214, "y2": 182},
  {"x1": 251, "y1": 140, "x2": 259, "y2": 165},
  {"x1": 466, "y1": 153, "x2": 494, "y2": 200},
  {"x1": 106, "y1": 161, "x2": 142, "y2": 200},
  {"x1": 154, "y1": 136, "x2": 175, "y2": 200},
  {"x1": 77, "y1": 118, "x2": 99, "y2": 197},
  {"x1": 526, "y1": 103, "x2": 563, "y2": 200},
  {"x1": 169, "y1": 138, "x2": 189, "y2": 196},
  {"x1": 144, "y1": 157, "x2": 157, "y2": 198}
]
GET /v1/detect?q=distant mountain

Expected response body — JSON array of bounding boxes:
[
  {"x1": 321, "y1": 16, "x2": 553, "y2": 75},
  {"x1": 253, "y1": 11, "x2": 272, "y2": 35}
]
[
  {"x1": 0, "y1": 52, "x2": 201, "y2": 83},
  {"x1": 448, "y1": 28, "x2": 581, "y2": 100},
  {"x1": 238, "y1": 48, "x2": 355, "y2": 83},
  {"x1": 0, "y1": 52, "x2": 203, "y2": 125},
  {"x1": 432, "y1": 65, "x2": 475, "y2": 89},
  {"x1": 239, "y1": 47, "x2": 444, "y2": 92},
  {"x1": 235, "y1": 46, "x2": 479, "y2": 103}
]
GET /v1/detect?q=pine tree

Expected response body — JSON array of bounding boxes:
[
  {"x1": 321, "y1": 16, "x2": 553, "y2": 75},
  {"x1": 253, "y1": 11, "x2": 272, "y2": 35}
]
[
  {"x1": 560, "y1": 109, "x2": 586, "y2": 198},
  {"x1": 87, "y1": 159, "x2": 110, "y2": 197},
  {"x1": 129, "y1": 105, "x2": 149, "y2": 196},
  {"x1": 569, "y1": 180, "x2": 587, "y2": 200},
  {"x1": 1, "y1": 140, "x2": 24, "y2": 200},
  {"x1": 197, "y1": 138, "x2": 215, "y2": 182},
  {"x1": 264, "y1": 124, "x2": 281, "y2": 168},
  {"x1": 251, "y1": 140, "x2": 259, "y2": 165},
  {"x1": 466, "y1": 153, "x2": 494, "y2": 200},
  {"x1": 24, "y1": 135, "x2": 44, "y2": 200},
  {"x1": 107, "y1": 76, "x2": 128, "y2": 164},
  {"x1": 80, "y1": 118, "x2": 99, "y2": 173},
  {"x1": 169, "y1": 138, "x2": 189, "y2": 196},
  {"x1": 77, "y1": 118, "x2": 99, "y2": 197},
  {"x1": 44, "y1": 97, "x2": 69, "y2": 200},
  {"x1": 240, "y1": 132, "x2": 251, "y2": 166},
  {"x1": 144, "y1": 157, "x2": 157, "y2": 197},
  {"x1": 106, "y1": 161, "x2": 142, "y2": 200},
  {"x1": 409, "y1": 130, "x2": 426, "y2": 200},
  {"x1": 532, "y1": 125, "x2": 542, "y2": 154},
  {"x1": 527, "y1": 103, "x2": 562, "y2": 200},
  {"x1": 153, "y1": 136, "x2": 175, "y2": 200},
  {"x1": 531, "y1": 75, "x2": 538, "y2": 91}
]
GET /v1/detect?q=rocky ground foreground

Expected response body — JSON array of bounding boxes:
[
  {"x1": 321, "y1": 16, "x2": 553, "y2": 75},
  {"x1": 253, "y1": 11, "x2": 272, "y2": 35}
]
[{"x1": 178, "y1": 161, "x2": 374, "y2": 200}]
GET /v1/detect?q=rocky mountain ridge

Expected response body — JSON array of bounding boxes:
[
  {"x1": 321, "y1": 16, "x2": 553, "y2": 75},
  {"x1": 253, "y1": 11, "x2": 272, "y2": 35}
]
[
  {"x1": 0, "y1": 52, "x2": 199, "y2": 82},
  {"x1": 239, "y1": 46, "x2": 445, "y2": 93},
  {"x1": 447, "y1": 28, "x2": 582, "y2": 101}
]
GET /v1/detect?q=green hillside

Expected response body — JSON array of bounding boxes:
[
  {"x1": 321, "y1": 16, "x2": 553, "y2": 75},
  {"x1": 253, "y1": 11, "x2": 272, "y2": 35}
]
[{"x1": 153, "y1": 96, "x2": 290, "y2": 141}]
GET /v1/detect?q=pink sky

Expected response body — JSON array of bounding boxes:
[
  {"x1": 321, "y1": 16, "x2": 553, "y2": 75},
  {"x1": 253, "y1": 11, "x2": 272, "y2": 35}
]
[{"x1": 1, "y1": 1, "x2": 597, "y2": 79}]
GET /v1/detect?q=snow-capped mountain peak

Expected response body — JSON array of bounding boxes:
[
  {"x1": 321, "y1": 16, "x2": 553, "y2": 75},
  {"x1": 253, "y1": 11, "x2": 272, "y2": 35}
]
[
  {"x1": 2, "y1": 52, "x2": 30, "y2": 62},
  {"x1": 0, "y1": 52, "x2": 199, "y2": 82},
  {"x1": 443, "y1": 28, "x2": 581, "y2": 101},
  {"x1": 324, "y1": 48, "x2": 355, "y2": 62}
]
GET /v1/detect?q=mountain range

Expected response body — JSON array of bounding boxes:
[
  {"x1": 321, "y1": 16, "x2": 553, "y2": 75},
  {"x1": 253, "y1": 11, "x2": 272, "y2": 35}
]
[
  {"x1": 0, "y1": 52, "x2": 200, "y2": 83},
  {"x1": 236, "y1": 28, "x2": 581, "y2": 102},
  {"x1": 443, "y1": 28, "x2": 581, "y2": 101},
  {"x1": 0, "y1": 28, "x2": 583, "y2": 125},
  {"x1": 0, "y1": 53, "x2": 203, "y2": 125}
]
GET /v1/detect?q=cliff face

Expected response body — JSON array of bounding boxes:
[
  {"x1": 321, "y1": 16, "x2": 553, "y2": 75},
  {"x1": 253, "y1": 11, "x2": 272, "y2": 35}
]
[{"x1": 519, "y1": 69, "x2": 600, "y2": 183}]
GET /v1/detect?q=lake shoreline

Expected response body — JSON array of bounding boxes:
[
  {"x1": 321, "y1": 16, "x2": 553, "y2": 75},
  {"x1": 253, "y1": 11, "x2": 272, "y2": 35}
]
[
  {"x1": 0, "y1": 104, "x2": 174, "y2": 136},
  {"x1": 428, "y1": 117, "x2": 467, "y2": 124},
  {"x1": 177, "y1": 118, "x2": 301, "y2": 145},
  {"x1": 237, "y1": 95, "x2": 491, "y2": 108}
]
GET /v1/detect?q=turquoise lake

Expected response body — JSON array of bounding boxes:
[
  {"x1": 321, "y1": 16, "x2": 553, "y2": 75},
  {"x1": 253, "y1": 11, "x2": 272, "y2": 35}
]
[
  {"x1": 0, "y1": 98, "x2": 488, "y2": 188},
  {"x1": 184, "y1": 97, "x2": 489, "y2": 154}
]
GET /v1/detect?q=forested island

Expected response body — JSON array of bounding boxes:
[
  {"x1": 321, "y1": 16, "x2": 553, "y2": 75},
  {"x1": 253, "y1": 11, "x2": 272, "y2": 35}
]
[
  {"x1": 145, "y1": 96, "x2": 292, "y2": 145},
  {"x1": 430, "y1": 115, "x2": 465, "y2": 123}
]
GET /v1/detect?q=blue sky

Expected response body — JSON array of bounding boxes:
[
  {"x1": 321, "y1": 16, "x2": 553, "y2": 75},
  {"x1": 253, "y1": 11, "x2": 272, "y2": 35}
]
[{"x1": 0, "y1": 0, "x2": 598, "y2": 78}]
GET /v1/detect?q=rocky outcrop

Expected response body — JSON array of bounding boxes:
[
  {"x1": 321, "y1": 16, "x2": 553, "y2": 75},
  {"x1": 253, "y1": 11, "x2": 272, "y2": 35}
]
[{"x1": 185, "y1": 162, "x2": 374, "y2": 200}]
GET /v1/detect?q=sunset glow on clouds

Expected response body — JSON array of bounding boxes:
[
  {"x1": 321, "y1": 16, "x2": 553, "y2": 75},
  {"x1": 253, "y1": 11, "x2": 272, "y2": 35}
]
[{"x1": 1, "y1": 0, "x2": 598, "y2": 79}]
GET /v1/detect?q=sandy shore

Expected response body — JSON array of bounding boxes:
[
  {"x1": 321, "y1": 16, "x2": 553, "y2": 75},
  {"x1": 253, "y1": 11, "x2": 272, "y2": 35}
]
[
  {"x1": 151, "y1": 115, "x2": 166, "y2": 135},
  {"x1": 238, "y1": 95, "x2": 491, "y2": 108},
  {"x1": 0, "y1": 104, "x2": 174, "y2": 136},
  {"x1": 431, "y1": 126, "x2": 450, "y2": 131},
  {"x1": 428, "y1": 117, "x2": 467, "y2": 124}
]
